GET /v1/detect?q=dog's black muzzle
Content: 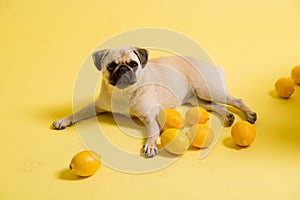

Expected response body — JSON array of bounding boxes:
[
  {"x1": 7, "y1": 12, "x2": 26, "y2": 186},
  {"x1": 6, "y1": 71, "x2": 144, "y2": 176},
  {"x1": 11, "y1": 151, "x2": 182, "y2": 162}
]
[{"x1": 109, "y1": 65, "x2": 137, "y2": 89}]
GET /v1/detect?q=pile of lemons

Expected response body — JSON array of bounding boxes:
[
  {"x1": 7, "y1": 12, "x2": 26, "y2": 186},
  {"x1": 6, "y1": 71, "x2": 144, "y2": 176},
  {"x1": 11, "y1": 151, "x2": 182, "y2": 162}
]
[
  {"x1": 158, "y1": 107, "x2": 256, "y2": 155},
  {"x1": 275, "y1": 65, "x2": 300, "y2": 98},
  {"x1": 157, "y1": 107, "x2": 215, "y2": 155}
]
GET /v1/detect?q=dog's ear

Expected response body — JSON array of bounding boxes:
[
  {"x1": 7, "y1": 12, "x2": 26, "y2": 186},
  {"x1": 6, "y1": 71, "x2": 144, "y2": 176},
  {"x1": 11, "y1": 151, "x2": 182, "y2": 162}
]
[
  {"x1": 92, "y1": 49, "x2": 109, "y2": 71},
  {"x1": 133, "y1": 47, "x2": 148, "y2": 68}
]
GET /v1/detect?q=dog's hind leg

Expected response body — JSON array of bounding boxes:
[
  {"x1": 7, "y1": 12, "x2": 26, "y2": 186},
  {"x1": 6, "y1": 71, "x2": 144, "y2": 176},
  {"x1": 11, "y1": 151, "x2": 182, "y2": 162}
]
[
  {"x1": 223, "y1": 94, "x2": 257, "y2": 124},
  {"x1": 197, "y1": 93, "x2": 257, "y2": 124},
  {"x1": 189, "y1": 98, "x2": 235, "y2": 126},
  {"x1": 192, "y1": 82, "x2": 256, "y2": 125}
]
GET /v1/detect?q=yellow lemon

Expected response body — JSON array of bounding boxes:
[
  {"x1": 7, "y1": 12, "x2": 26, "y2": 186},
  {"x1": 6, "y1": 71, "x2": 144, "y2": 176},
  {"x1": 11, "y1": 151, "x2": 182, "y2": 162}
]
[
  {"x1": 69, "y1": 150, "x2": 101, "y2": 177},
  {"x1": 291, "y1": 65, "x2": 300, "y2": 84},
  {"x1": 157, "y1": 108, "x2": 184, "y2": 131},
  {"x1": 185, "y1": 107, "x2": 209, "y2": 126},
  {"x1": 186, "y1": 124, "x2": 214, "y2": 148},
  {"x1": 231, "y1": 121, "x2": 256, "y2": 147},
  {"x1": 160, "y1": 128, "x2": 190, "y2": 155},
  {"x1": 274, "y1": 78, "x2": 295, "y2": 98}
]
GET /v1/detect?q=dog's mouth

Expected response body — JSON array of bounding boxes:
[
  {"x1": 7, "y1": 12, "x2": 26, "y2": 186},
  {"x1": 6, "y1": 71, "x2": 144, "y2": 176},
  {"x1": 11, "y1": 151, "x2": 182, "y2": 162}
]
[{"x1": 110, "y1": 71, "x2": 137, "y2": 89}]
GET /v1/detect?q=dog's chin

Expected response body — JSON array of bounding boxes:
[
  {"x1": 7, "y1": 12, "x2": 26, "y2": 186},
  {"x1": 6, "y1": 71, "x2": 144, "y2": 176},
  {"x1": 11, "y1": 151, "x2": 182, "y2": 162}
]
[
  {"x1": 110, "y1": 80, "x2": 137, "y2": 89},
  {"x1": 115, "y1": 83, "x2": 134, "y2": 89}
]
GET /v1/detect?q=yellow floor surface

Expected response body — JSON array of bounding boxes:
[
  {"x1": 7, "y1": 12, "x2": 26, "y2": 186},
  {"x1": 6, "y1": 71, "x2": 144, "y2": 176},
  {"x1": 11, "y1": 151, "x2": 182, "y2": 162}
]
[{"x1": 1, "y1": 0, "x2": 300, "y2": 199}]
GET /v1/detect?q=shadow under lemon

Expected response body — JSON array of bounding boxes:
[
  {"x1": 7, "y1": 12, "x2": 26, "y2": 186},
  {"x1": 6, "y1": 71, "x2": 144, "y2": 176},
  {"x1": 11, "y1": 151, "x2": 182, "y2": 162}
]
[
  {"x1": 223, "y1": 137, "x2": 243, "y2": 150},
  {"x1": 58, "y1": 168, "x2": 84, "y2": 181},
  {"x1": 269, "y1": 90, "x2": 287, "y2": 100}
]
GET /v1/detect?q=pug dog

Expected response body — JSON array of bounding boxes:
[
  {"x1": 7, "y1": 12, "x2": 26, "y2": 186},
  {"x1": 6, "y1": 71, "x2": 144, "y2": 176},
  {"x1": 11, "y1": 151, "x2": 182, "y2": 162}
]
[{"x1": 53, "y1": 47, "x2": 257, "y2": 158}]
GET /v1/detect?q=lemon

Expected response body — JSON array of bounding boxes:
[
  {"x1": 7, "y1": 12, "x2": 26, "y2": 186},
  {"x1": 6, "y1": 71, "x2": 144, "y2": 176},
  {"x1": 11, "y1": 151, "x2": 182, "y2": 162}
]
[
  {"x1": 274, "y1": 78, "x2": 295, "y2": 98},
  {"x1": 185, "y1": 107, "x2": 209, "y2": 126},
  {"x1": 291, "y1": 65, "x2": 300, "y2": 84},
  {"x1": 157, "y1": 108, "x2": 184, "y2": 131},
  {"x1": 69, "y1": 150, "x2": 101, "y2": 177},
  {"x1": 160, "y1": 128, "x2": 190, "y2": 155},
  {"x1": 231, "y1": 121, "x2": 256, "y2": 147},
  {"x1": 186, "y1": 124, "x2": 214, "y2": 148}
]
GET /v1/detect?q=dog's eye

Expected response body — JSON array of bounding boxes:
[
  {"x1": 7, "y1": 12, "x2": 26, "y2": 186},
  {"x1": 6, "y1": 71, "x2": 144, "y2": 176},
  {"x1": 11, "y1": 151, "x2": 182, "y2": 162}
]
[
  {"x1": 107, "y1": 61, "x2": 118, "y2": 71},
  {"x1": 128, "y1": 61, "x2": 138, "y2": 68}
]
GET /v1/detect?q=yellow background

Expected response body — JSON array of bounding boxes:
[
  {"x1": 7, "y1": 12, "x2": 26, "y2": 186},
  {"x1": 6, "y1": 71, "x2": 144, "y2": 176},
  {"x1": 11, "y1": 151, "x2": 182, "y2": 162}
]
[{"x1": 1, "y1": 0, "x2": 300, "y2": 199}]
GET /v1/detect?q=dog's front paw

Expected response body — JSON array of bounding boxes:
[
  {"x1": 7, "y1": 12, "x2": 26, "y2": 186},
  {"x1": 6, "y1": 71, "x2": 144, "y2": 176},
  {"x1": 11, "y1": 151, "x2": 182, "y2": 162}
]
[
  {"x1": 52, "y1": 117, "x2": 74, "y2": 130},
  {"x1": 143, "y1": 140, "x2": 158, "y2": 158}
]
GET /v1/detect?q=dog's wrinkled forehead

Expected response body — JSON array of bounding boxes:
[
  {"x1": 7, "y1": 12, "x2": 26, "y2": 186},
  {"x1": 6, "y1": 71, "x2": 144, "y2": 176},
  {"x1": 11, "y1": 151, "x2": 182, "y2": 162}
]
[
  {"x1": 92, "y1": 47, "x2": 148, "y2": 71},
  {"x1": 104, "y1": 48, "x2": 140, "y2": 65}
]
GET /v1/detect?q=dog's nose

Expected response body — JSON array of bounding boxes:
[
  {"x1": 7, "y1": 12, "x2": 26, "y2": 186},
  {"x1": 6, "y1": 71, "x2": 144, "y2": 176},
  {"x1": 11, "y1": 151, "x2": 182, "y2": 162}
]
[{"x1": 119, "y1": 65, "x2": 130, "y2": 73}]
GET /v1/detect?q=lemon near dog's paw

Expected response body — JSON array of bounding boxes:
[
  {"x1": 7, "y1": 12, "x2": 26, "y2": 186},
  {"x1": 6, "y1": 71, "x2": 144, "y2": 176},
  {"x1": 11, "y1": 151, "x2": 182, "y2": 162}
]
[
  {"x1": 231, "y1": 121, "x2": 256, "y2": 147},
  {"x1": 160, "y1": 128, "x2": 190, "y2": 155},
  {"x1": 185, "y1": 107, "x2": 209, "y2": 126},
  {"x1": 69, "y1": 151, "x2": 101, "y2": 177},
  {"x1": 186, "y1": 124, "x2": 214, "y2": 148},
  {"x1": 157, "y1": 108, "x2": 184, "y2": 131}
]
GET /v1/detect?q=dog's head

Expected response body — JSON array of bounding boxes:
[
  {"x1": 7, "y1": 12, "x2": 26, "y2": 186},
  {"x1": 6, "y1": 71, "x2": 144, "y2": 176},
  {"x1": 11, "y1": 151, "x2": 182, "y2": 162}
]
[{"x1": 92, "y1": 47, "x2": 148, "y2": 89}]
